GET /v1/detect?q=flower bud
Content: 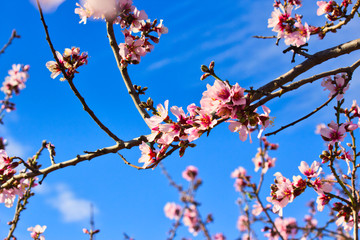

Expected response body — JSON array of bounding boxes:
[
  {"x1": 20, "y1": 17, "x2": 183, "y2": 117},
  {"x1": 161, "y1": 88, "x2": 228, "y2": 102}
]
[
  {"x1": 200, "y1": 73, "x2": 210, "y2": 81},
  {"x1": 209, "y1": 61, "x2": 215, "y2": 70},
  {"x1": 200, "y1": 65, "x2": 209, "y2": 73}
]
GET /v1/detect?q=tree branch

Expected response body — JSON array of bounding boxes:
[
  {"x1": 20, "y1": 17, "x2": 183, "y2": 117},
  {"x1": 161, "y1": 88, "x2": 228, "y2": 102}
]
[
  {"x1": 37, "y1": 0, "x2": 122, "y2": 143},
  {"x1": 321, "y1": 0, "x2": 360, "y2": 35},
  {"x1": 0, "y1": 29, "x2": 20, "y2": 56},
  {"x1": 250, "y1": 38, "x2": 360, "y2": 104},
  {"x1": 1, "y1": 135, "x2": 148, "y2": 189},
  {"x1": 105, "y1": 21, "x2": 151, "y2": 127}
]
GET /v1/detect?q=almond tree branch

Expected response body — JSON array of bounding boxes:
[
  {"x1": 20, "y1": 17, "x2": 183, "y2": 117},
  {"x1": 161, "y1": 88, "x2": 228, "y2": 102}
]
[
  {"x1": 67, "y1": 79, "x2": 122, "y2": 142},
  {"x1": 1, "y1": 135, "x2": 148, "y2": 189},
  {"x1": 251, "y1": 184, "x2": 284, "y2": 240},
  {"x1": 321, "y1": 0, "x2": 360, "y2": 35},
  {"x1": 250, "y1": 38, "x2": 360, "y2": 104},
  {"x1": 265, "y1": 93, "x2": 337, "y2": 136},
  {"x1": 265, "y1": 60, "x2": 360, "y2": 136},
  {"x1": 105, "y1": 21, "x2": 151, "y2": 127},
  {"x1": 5, "y1": 178, "x2": 35, "y2": 240},
  {"x1": 251, "y1": 64, "x2": 356, "y2": 110},
  {"x1": 0, "y1": 29, "x2": 20, "y2": 56},
  {"x1": 37, "y1": 0, "x2": 122, "y2": 143}
]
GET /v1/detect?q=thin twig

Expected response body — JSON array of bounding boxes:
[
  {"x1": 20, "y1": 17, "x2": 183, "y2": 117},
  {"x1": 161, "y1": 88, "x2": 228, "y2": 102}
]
[
  {"x1": 160, "y1": 163, "x2": 183, "y2": 192},
  {"x1": 251, "y1": 184, "x2": 285, "y2": 240},
  {"x1": 253, "y1": 35, "x2": 277, "y2": 39},
  {"x1": 265, "y1": 94, "x2": 337, "y2": 136},
  {"x1": 105, "y1": 21, "x2": 151, "y2": 127},
  {"x1": 5, "y1": 178, "x2": 35, "y2": 240},
  {"x1": 251, "y1": 38, "x2": 360, "y2": 103},
  {"x1": 67, "y1": 79, "x2": 122, "y2": 142},
  {"x1": 0, "y1": 29, "x2": 20, "y2": 56},
  {"x1": 118, "y1": 153, "x2": 143, "y2": 170},
  {"x1": 252, "y1": 58, "x2": 360, "y2": 109},
  {"x1": 37, "y1": 0, "x2": 122, "y2": 143},
  {"x1": 1, "y1": 135, "x2": 148, "y2": 189}
]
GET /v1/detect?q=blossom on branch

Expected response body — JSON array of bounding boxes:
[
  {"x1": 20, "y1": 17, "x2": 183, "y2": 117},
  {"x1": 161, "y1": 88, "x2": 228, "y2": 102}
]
[
  {"x1": 321, "y1": 73, "x2": 349, "y2": 100},
  {"x1": 1, "y1": 64, "x2": 30, "y2": 97},
  {"x1": 27, "y1": 225, "x2": 46, "y2": 240},
  {"x1": 164, "y1": 202, "x2": 182, "y2": 220},
  {"x1": 46, "y1": 47, "x2": 88, "y2": 81}
]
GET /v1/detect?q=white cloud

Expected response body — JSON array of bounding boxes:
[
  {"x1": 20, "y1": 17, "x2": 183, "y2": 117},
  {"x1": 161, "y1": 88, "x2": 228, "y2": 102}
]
[
  {"x1": 30, "y1": 0, "x2": 65, "y2": 13},
  {"x1": 46, "y1": 183, "x2": 98, "y2": 222}
]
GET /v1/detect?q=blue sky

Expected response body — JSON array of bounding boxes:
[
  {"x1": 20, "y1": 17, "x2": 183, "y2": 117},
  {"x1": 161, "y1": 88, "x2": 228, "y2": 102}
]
[{"x1": 1, "y1": 0, "x2": 360, "y2": 239}]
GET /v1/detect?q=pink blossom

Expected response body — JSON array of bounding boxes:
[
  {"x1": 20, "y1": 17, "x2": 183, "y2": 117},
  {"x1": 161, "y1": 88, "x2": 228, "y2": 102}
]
[
  {"x1": 183, "y1": 205, "x2": 200, "y2": 236},
  {"x1": 321, "y1": 74, "x2": 349, "y2": 100},
  {"x1": 234, "y1": 178, "x2": 247, "y2": 192},
  {"x1": 27, "y1": 225, "x2": 46, "y2": 240},
  {"x1": 268, "y1": 5, "x2": 293, "y2": 33},
  {"x1": 138, "y1": 141, "x2": 158, "y2": 168},
  {"x1": 335, "y1": 215, "x2": 357, "y2": 232},
  {"x1": 315, "y1": 123, "x2": 326, "y2": 134},
  {"x1": 200, "y1": 80, "x2": 231, "y2": 113},
  {"x1": 264, "y1": 217, "x2": 297, "y2": 240},
  {"x1": 230, "y1": 83, "x2": 246, "y2": 106},
  {"x1": 231, "y1": 166, "x2": 247, "y2": 178},
  {"x1": 164, "y1": 202, "x2": 182, "y2": 220},
  {"x1": 195, "y1": 110, "x2": 217, "y2": 130},
  {"x1": 236, "y1": 215, "x2": 248, "y2": 232},
  {"x1": 184, "y1": 127, "x2": 202, "y2": 142},
  {"x1": 130, "y1": 8, "x2": 148, "y2": 33},
  {"x1": 228, "y1": 121, "x2": 250, "y2": 142},
  {"x1": 320, "y1": 121, "x2": 346, "y2": 145},
  {"x1": 252, "y1": 202, "x2": 263, "y2": 216},
  {"x1": 312, "y1": 178, "x2": 332, "y2": 194},
  {"x1": 298, "y1": 161, "x2": 322, "y2": 178},
  {"x1": 1, "y1": 64, "x2": 30, "y2": 96},
  {"x1": 75, "y1": 2, "x2": 92, "y2": 24},
  {"x1": 317, "y1": 1, "x2": 333, "y2": 16},
  {"x1": 284, "y1": 22, "x2": 310, "y2": 47},
  {"x1": 213, "y1": 233, "x2": 226, "y2": 240},
  {"x1": 156, "y1": 19, "x2": 169, "y2": 37},
  {"x1": 268, "y1": 172, "x2": 294, "y2": 216},
  {"x1": 182, "y1": 165, "x2": 198, "y2": 181},
  {"x1": 144, "y1": 100, "x2": 169, "y2": 130},
  {"x1": 46, "y1": 47, "x2": 88, "y2": 81},
  {"x1": 119, "y1": 35, "x2": 147, "y2": 64}
]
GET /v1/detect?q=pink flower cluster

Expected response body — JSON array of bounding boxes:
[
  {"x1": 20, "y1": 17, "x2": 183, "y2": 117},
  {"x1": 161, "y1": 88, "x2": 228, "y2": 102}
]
[
  {"x1": 138, "y1": 79, "x2": 270, "y2": 168},
  {"x1": 164, "y1": 202, "x2": 201, "y2": 236},
  {"x1": 46, "y1": 47, "x2": 88, "y2": 81},
  {"x1": 252, "y1": 137, "x2": 278, "y2": 174},
  {"x1": 237, "y1": 215, "x2": 249, "y2": 232},
  {"x1": 268, "y1": 0, "x2": 317, "y2": 46},
  {"x1": 267, "y1": 160, "x2": 332, "y2": 216},
  {"x1": 27, "y1": 225, "x2": 46, "y2": 240},
  {"x1": 1, "y1": 64, "x2": 30, "y2": 112},
  {"x1": 263, "y1": 217, "x2": 298, "y2": 240},
  {"x1": 75, "y1": 0, "x2": 167, "y2": 66},
  {"x1": 213, "y1": 233, "x2": 226, "y2": 240},
  {"x1": 164, "y1": 202, "x2": 182, "y2": 220},
  {"x1": 0, "y1": 150, "x2": 37, "y2": 207},
  {"x1": 333, "y1": 202, "x2": 360, "y2": 232},
  {"x1": 182, "y1": 165, "x2": 198, "y2": 182},
  {"x1": 317, "y1": 0, "x2": 352, "y2": 21},
  {"x1": 1, "y1": 64, "x2": 29, "y2": 96},
  {"x1": 231, "y1": 166, "x2": 250, "y2": 192},
  {"x1": 183, "y1": 205, "x2": 201, "y2": 236},
  {"x1": 321, "y1": 73, "x2": 349, "y2": 100}
]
